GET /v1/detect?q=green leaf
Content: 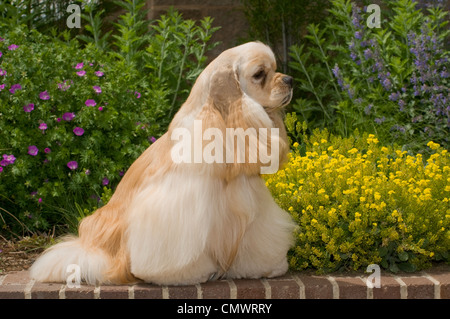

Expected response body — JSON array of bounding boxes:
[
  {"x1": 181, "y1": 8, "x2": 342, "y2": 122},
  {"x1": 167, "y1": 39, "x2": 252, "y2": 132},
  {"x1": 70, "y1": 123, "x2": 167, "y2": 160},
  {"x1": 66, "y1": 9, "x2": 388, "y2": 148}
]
[{"x1": 398, "y1": 251, "x2": 409, "y2": 262}]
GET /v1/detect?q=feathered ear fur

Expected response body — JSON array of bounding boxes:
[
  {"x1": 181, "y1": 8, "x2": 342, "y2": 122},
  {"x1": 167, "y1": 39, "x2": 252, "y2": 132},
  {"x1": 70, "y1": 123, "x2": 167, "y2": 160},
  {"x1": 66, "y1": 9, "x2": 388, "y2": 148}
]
[{"x1": 199, "y1": 64, "x2": 289, "y2": 179}]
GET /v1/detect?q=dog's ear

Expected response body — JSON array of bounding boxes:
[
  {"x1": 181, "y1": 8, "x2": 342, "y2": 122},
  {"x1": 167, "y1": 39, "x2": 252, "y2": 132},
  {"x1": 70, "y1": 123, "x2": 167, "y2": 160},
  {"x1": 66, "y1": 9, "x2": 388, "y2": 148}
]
[{"x1": 208, "y1": 65, "x2": 242, "y2": 120}]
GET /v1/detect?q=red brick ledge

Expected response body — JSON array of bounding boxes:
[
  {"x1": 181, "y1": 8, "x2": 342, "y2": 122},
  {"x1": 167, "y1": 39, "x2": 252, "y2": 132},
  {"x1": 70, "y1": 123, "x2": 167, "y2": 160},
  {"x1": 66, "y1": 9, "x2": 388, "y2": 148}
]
[{"x1": 0, "y1": 270, "x2": 449, "y2": 299}]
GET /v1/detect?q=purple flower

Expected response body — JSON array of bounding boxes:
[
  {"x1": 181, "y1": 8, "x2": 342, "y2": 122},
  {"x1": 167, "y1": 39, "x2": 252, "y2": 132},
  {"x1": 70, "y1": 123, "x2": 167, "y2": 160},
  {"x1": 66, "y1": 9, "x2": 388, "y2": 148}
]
[
  {"x1": 374, "y1": 117, "x2": 386, "y2": 124},
  {"x1": 39, "y1": 122, "x2": 48, "y2": 131},
  {"x1": 98, "y1": 106, "x2": 104, "y2": 111},
  {"x1": 9, "y1": 83, "x2": 22, "y2": 94},
  {"x1": 93, "y1": 86, "x2": 102, "y2": 94},
  {"x1": 0, "y1": 167, "x2": 3, "y2": 173},
  {"x1": 95, "y1": 71, "x2": 104, "y2": 77},
  {"x1": 57, "y1": 80, "x2": 71, "y2": 91},
  {"x1": 62, "y1": 112, "x2": 75, "y2": 121},
  {"x1": 150, "y1": 136, "x2": 157, "y2": 143},
  {"x1": 44, "y1": 148, "x2": 51, "y2": 154},
  {"x1": 67, "y1": 161, "x2": 78, "y2": 170},
  {"x1": 76, "y1": 70, "x2": 86, "y2": 77},
  {"x1": 85, "y1": 99, "x2": 96, "y2": 107},
  {"x1": 363, "y1": 49, "x2": 372, "y2": 60},
  {"x1": 28, "y1": 145, "x2": 39, "y2": 156},
  {"x1": 39, "y1": 90, "x2": 50, "y2": 100},
  {"x1": 398, "y1": 99, "x2": 406, "y2": 111},
  {"x1": 8, "y1": 44, "x2": 18, "y2": 50},
  {"x1": 102, "y1": 177, "x2": 109, "y2": 185},
  {"x1": 85, "y1": 169, "x2": 91, "y2": 175},
  {"x1": 354, "y1": 31, "x2": 363, "y2": 40},
  {"x1": 23, "y1": 103, "x2": 34, "y2": 112},
  {"x1": 0, "y1": 69, "x2": 5, "y2": 76},
  {"x1": 75, "y1": 62, "x2": 84, "y2": 70},
  {"x1": 134, "y1": 91, "x2": 141, "y2": 99},
  {"x1": 0, "y1": 51, "x2": 2, "y2": 58},
  {"x1": 0, "y1": 84, "x2": 5, "y2": 91},
  {"x1": 382, "y1": 78, "x2": 392, "y2": 91},
  {"x1": 73, "y1": 127, "x2": 84, "y2": 136},
  {"x1": 1, "y1": 154, "x2": 16, "y2": 166},
  {"x1": 388, "y1": 92, "x2": 399, "y2": 101}
]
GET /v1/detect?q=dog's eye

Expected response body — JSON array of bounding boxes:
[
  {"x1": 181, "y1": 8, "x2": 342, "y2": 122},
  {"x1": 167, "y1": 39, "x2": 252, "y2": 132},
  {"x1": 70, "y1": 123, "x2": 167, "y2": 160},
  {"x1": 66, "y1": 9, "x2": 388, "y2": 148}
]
[{"x1": 253, "y1": 70, "x2": 265, "y2": 81}]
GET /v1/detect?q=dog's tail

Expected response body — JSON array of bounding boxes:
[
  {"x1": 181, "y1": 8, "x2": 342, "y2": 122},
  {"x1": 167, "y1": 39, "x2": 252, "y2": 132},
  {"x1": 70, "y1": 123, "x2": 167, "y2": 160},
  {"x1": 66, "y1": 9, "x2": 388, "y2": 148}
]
[{"x1": 29, "y1": 236, "x2": 112, "y2": 285}]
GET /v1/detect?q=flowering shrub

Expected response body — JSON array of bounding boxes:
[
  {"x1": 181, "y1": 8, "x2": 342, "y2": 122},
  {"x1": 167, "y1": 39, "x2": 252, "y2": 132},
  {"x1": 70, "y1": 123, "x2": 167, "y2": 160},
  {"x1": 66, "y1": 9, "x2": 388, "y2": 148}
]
[
  {"x1": 0, "y1": 9, "x2": 218, "y2": 234},
  {"x1": 289, "y1": 0, "x2": 449, "y2": 152},
  {"x1": 265, "y1": 113, "x2": 450, "y2": 273}
]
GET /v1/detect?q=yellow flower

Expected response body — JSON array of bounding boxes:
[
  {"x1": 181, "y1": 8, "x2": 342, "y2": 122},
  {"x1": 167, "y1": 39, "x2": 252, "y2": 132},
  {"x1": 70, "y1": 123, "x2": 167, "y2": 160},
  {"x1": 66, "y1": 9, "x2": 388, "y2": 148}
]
[
  {"x1": 348, "y1": 148, "x2": 358, "y2": 154},
  {"x1": 374, "y1": 192, "x2": 381, "y2": 201},
  {"x1": 293, "y1": 142, "x2": 299, "y2": 148},
  {"x1": 311, "y1": 219, "x2": 318, "y2": 224},
  {"x1": 317, "y1": 188, "x2": 326, "y2": 195},
  {"x1": 427, "y1": 141, "x2": 440, "y2": 150}
]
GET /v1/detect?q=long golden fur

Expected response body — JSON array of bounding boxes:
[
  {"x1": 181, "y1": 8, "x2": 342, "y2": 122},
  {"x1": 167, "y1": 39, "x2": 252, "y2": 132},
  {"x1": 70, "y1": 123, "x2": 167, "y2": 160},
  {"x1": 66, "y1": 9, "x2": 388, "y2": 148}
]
[{"x1": 30, "y1": 42, "x2": 296, "y2": 285}]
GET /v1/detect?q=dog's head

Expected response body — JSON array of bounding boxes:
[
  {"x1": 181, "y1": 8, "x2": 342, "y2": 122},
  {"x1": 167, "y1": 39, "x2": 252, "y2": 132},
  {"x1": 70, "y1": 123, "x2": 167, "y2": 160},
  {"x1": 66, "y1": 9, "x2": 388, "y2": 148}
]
[
  {"x1": 170, "y1": 42, "x2": 291, "y2": 176},
  {"x1": 206, "y1": 42, "x2": 293, "y2": 116}
]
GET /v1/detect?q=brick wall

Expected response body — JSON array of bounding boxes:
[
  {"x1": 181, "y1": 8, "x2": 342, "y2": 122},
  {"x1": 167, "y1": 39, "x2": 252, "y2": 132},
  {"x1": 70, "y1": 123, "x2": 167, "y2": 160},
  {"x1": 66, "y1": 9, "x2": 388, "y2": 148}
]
[{"x1": 145, "y1": 0, "x2": 249, "y2": 60}]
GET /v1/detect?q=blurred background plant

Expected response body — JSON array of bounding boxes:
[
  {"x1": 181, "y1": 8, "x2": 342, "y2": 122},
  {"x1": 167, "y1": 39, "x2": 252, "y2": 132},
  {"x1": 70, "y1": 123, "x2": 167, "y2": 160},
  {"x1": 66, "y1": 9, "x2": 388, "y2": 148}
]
[{"x1": 287, "y1": 0, "x2": 449, "y2": 153}]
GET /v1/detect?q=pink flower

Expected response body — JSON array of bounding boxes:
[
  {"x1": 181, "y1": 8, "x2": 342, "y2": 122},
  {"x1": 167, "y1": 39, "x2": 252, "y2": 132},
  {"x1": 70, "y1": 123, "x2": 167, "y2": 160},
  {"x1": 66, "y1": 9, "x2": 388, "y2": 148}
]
[
  {"x1": 0, "y1": 84, "x2": 5, "y2": 90},
  {"x1": 85, "y1": 99, "x2": 96, "y2": 107},
  {"x1": 95, "y1": 71, "x2": 104, "y2": 77},
  {"x1": 102, "y1": 177, "x2": 109, "y2": 185},
  {"x1": 150, "y1": 136, "x2": 157, "y2": 143},
  {"x1": 0, "y1": 52, "x2": 2, "y2": 58},
  {"x1": 0, "y1": 167, "x2": 3, "y2": 173},
  {"x1": 0, "y1": 69, "x2": 6, "y2": 76},
  {"x1": 135, "y1": 91, "x2": 141, "y2": 99},
  {"x1": 44, "y1": 148, "x2": 51, "y2": 153},
  {"x1": 98, "y1": 106, "x2": 103, "y2": 111},
  {"x1": 73, "y1": 127, "x2": 84, "y2": 136},
  {"x1": 39, "y1": 91, "x2": 50, "y2": 100},
  {"x1": 76, "y1": 70, "x2": 86, "y2": 77},
  {"x1": 23, "y1": 103, "x2": 34, "y2": 112},
  {"x1": 8, "y1": 44, "x2": 18, "y2": 50},
  {"x1": 75, "y1": 62, "x2": 84, "y2": 70},
  {"x1": 67, "y1": 161, "x2": 78, "y2": 170},
  {"x1": 39, "y1": 123, "x2": 47, "y2": 131},
  {"x1": 28, "y1": 145, "x2": 39, "y2": 156},
  {"x1": 9, "y1": 84, "x2": 21, "y2": 94},
  {"x1": 93, "y1": 86, "x2": 102, "y2": 94},
  {"x1": 62, "y1": 112, "x2": 75, "y2": 121}
]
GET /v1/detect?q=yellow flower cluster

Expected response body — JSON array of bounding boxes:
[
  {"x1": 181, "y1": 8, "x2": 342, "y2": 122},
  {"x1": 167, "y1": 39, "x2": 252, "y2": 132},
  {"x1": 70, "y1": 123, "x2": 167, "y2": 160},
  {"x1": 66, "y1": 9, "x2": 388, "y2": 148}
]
[{"x1": 265, "y1": 129, "x2": 450, "y2": 273}]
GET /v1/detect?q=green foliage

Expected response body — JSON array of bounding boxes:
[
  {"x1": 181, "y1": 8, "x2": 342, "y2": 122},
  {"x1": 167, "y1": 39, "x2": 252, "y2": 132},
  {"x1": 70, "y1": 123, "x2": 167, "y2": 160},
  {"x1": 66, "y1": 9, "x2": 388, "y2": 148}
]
[
  {"x1": 289, "y1": 0, "x2": 449, "y2": 152},
  {"x1": 144, "y1": 9, "x2": 220, "y2": 118},
  {"x1": 265, "y1": 113, "x2": 450, "y2": 273},
  {"x1": 0, "y1": 7, "x2": 219, "y2": 235},
  {"x1": 240, "y1": 0, "x2": 330, "y2": 72}
]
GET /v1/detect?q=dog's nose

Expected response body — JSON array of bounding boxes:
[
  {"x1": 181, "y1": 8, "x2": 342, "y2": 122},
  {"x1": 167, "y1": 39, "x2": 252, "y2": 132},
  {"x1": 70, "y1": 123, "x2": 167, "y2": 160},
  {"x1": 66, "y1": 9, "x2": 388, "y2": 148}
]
[{"x1": 283, "y1": 76, "x2": 293, "y2": 87}]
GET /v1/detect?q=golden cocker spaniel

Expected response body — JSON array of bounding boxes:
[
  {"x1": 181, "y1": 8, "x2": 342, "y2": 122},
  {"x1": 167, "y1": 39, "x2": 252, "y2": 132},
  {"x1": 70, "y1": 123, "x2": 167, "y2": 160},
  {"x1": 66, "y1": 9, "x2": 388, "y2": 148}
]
[{"x1": 31, "y1": 42, "x2": 296, "y2": 285}]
